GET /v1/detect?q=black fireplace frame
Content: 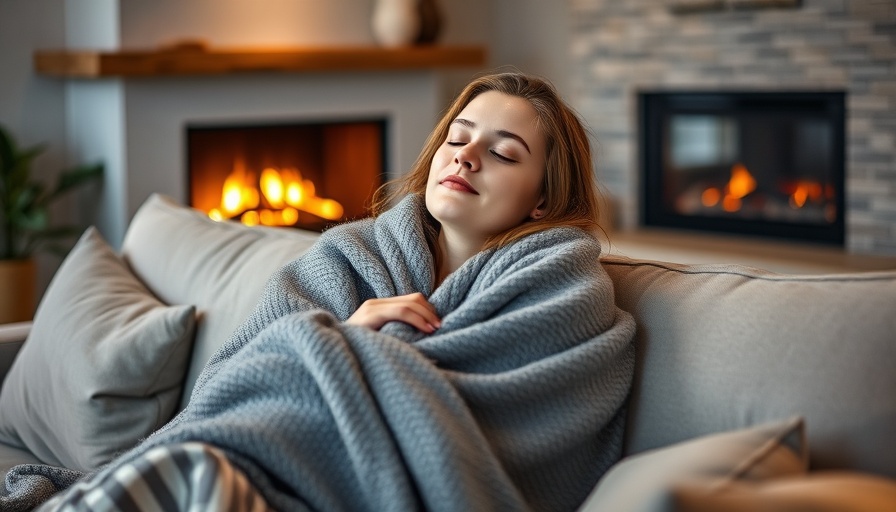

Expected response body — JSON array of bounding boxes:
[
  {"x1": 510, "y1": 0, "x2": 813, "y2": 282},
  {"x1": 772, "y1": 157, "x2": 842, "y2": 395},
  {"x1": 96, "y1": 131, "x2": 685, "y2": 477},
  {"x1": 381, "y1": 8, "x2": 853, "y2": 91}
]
[{"x1": 638, "y1": 90, "x2": 846, "y2": 246}]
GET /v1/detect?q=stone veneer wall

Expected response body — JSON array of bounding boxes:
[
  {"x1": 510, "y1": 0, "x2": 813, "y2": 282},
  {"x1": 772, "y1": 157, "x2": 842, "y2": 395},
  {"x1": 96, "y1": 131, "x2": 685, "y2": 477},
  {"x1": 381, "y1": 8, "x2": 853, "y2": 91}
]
[{"x1": 570, "y1": 0, "x2": 896, "y2": 255}]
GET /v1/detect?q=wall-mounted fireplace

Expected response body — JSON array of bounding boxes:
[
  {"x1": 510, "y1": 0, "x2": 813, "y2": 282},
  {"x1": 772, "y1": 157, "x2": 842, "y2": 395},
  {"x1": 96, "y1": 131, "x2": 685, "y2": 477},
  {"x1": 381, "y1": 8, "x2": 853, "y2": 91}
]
[
  {"x1": 639, "y1": 91, "x2": 846, "y2": 245},
  {"x1": 187, "y1": 119, "x2": 386, "y2": 232}
]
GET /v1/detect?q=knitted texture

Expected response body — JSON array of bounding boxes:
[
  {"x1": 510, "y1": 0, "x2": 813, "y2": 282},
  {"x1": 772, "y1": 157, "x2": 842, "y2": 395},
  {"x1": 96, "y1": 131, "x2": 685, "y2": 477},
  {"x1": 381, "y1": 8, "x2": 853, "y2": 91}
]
[
  {"x1": 5, "y1": 194, "x2": 636, "y2": 512},
  {"x1": 0, "y1": 465, "x2": 82, "y2": 512}
]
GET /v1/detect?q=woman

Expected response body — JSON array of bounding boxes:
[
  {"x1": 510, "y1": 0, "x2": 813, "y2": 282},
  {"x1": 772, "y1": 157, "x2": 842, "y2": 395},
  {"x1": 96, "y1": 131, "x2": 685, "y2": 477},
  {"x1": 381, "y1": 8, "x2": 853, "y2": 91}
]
[
  {"x1": 349, "y1": 72, "x2": 606, "y2": 334},
  {"x1": 14, "y1": 73, "x2": 636, "y2": 512}
]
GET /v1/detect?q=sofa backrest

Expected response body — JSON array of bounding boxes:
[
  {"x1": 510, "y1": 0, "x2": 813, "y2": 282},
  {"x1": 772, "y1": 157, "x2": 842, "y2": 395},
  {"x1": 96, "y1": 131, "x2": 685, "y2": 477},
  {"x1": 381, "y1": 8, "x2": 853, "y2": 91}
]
[
  {"x1": 601, "y1": 255, "x2": 896, "y2": 479},
  {"x1": 121, "y1": 195, "x2": 320, "y2": 408}
]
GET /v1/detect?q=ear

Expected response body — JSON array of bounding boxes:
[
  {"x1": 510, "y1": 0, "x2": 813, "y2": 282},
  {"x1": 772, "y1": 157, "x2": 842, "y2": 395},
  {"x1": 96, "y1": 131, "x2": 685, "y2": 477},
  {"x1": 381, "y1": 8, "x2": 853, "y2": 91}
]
[{"x1": 530, "y1": 196, "x2": 546, "y2": 220}]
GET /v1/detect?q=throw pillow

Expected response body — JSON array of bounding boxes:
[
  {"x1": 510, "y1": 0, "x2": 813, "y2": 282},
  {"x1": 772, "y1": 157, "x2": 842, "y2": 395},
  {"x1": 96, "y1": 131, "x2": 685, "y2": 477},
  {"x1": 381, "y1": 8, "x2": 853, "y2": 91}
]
[
  {"x1": 579, "y1": 416, "x2": 807, "y2": 512},
  {"x1": 0, "y1": 227, "x2": 196, "y2": 471},
  {"x1": 121, "y1": 194, "x2": 320, "y2": 408}
]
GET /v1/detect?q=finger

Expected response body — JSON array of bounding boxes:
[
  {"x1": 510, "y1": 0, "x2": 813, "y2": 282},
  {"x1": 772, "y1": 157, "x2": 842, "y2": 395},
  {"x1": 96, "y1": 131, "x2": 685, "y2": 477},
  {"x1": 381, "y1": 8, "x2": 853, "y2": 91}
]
[
  {"x1": 401, "y1": 293, "x2": 441, "y2": 326},
  {"x1": 384, "y1": 302, "x2": 440, "y2": 333},
  {"x1": 370, "y1": 294, "x2": 440, "y2": 326},
  {"x1": 347, "y1": 296, "x2": 440, "y2": 332}
]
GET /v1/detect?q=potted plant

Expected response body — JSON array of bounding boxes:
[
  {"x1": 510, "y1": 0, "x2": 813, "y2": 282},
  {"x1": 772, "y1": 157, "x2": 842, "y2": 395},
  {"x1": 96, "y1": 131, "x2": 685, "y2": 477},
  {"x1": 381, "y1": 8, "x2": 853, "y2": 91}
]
[{"x1": 0, "y1": 124, "x2": 103, "y2": 323}]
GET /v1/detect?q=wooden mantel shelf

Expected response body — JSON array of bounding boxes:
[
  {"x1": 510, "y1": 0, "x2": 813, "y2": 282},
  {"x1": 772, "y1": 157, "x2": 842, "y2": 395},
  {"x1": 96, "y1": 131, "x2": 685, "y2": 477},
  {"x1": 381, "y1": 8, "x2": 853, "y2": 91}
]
[{"x1": 34, "y1": 44, "x2": 487, "y2": 78}]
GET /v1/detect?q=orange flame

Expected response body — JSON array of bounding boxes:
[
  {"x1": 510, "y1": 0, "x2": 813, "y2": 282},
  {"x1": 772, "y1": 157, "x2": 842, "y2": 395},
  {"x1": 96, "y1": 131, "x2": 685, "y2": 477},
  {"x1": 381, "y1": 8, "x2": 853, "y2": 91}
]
[
  {"x1": 208, "y1": 163, "x2": 343, "y2": 226},
  {"x1": 788, "y1": 181, "x2": 823, "y2": 209},
  {"x1": 702, "y1": 163, "x2": 757, "y2": 212}
]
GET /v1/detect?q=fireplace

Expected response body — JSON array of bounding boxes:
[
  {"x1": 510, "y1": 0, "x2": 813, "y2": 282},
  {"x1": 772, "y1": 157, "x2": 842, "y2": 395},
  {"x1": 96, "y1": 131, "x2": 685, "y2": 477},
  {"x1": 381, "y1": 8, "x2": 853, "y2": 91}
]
[
  {"x1": 639, "y1": 91, "x2": 846, "y2": 245},
  {"x1": 187, "y1": 119, "x2": 386, "y2": 231}
]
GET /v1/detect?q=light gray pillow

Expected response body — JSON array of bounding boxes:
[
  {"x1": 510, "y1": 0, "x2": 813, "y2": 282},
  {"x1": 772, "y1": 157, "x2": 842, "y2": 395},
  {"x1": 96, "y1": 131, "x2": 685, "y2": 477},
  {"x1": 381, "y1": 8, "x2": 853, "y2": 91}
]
[
  {"x1": 0, "y1": 227, "x2": 196, "y2": 471},
  {"x1": 580, "y1": 416, "x2": 807, "y2": 512},
  {"x1": 121, "y1": 194, "x2": 320, "y2": 408},
  {"x1": 601, "y1": 256, "x2": 896, "y2": 477}
]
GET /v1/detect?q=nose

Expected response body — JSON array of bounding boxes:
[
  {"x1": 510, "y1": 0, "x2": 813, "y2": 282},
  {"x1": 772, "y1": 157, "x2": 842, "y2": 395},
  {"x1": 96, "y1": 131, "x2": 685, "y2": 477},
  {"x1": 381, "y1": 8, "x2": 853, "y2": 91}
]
[{"x1": 453, "y1": 144, "x2": 481, "y2": 172}]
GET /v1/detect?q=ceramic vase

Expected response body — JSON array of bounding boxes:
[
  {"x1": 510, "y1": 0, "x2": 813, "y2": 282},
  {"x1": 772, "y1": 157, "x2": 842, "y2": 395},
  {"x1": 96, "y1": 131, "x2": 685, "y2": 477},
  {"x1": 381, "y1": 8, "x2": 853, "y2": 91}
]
[{"x1": 372, "y1": 0, "x2": 421, "y2": 48}]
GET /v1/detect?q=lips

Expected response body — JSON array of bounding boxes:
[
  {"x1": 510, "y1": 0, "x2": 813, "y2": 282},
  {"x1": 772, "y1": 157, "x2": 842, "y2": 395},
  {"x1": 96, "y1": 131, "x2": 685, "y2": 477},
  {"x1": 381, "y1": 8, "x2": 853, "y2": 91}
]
[{"x1": 439, "y1": 175, "x2": 479, "y2": 195}]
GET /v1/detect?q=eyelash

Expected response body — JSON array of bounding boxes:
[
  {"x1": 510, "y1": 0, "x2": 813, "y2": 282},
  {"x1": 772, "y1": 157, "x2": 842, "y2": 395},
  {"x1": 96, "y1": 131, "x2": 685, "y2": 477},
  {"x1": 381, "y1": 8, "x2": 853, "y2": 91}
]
[
  {"x1": 446, "y1": 141, "x2": 517, "y2": 164},
  {"x1": 491, "y1": 151, "x2": 517, "y2": 164}
]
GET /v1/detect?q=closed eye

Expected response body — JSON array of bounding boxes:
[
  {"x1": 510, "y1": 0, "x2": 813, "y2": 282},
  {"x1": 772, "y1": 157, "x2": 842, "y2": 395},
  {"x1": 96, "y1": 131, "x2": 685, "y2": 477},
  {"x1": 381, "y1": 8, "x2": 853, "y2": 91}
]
[
  {"x1": 491, "y1": 150, "x2": 517, "y2": 164},
  {"x1": 447, "y1": 139, "x2": 517, "y2": 163}
]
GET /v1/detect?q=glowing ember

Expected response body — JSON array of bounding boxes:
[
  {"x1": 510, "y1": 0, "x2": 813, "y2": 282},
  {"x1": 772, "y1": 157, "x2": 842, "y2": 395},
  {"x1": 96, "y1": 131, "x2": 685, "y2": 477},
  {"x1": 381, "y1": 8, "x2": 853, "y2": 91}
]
[
  {"x1": 786, "y1": 181, "x2": 824, "y2": 209},
  {"x1": 699, "y1": 162, "x2": 757, "y2": 213},
  {"x1": 208, "y1": 163, "x2": 343, "y2": 226},
  {"x1": 726, "y1": 163, "x2": 757, "y2": 201},
  {"x1": 701, "y1": 187, "x2": 721, "y2": 208}
]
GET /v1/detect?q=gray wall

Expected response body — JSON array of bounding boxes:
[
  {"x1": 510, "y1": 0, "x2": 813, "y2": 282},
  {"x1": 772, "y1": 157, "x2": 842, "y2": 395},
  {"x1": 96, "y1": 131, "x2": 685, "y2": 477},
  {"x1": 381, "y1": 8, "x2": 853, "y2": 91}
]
[{"x1": 488, "y1": 0, "x2": 573, "y2": 97}]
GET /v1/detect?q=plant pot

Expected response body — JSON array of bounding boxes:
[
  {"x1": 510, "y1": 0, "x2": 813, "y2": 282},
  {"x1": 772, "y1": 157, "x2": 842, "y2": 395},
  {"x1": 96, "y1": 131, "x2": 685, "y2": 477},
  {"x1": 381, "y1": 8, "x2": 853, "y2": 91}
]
[{"x1": 0, "y1": 258, "x2": 36, "y2": 324}]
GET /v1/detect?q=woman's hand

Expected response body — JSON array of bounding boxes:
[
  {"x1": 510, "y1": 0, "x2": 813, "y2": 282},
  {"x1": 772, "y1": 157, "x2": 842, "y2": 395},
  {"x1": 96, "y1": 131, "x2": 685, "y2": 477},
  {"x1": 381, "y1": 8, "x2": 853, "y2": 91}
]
[{"x1": 346, "y1": 292, "x2": 441, "y2": 333}]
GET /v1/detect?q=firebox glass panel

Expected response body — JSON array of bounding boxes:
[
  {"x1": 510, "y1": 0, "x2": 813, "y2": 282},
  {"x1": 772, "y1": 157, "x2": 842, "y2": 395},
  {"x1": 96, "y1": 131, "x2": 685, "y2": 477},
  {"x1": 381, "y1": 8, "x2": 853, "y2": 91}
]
[
  {"x1": 666, "y1": 113, "x2": 836, "y2": 224},
  {"x1": 641, "y1": 91, "x2": 845, "y2": 245},
  {"x1": 670, "y1": 116, "x2": 738, "y2": 168}
]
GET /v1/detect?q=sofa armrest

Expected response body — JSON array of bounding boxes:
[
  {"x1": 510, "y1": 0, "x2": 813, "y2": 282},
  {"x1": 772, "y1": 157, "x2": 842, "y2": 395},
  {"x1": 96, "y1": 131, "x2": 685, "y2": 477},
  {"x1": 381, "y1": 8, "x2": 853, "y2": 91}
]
[{"x1": 0, "y1": 321, "x2": 31, "y2": 387}]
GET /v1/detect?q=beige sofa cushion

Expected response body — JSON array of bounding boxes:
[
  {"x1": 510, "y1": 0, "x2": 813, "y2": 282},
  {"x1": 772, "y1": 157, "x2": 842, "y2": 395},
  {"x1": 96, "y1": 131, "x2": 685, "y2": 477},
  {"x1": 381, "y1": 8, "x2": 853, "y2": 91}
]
[
  {"x1": 583, "y1": 413, "x2": 896, "y2": 512},
  {"x1": 601, "y1": 255, "x2": 896, "y2": 478},
  {"x1": 580, "y1": 416, "x2": 807, "y2": 511},
  {"x1": 121, "y1": 194, "x2": 320, "y2": 408},
  {"x1": 671, "y1": 471, "x2": 896, "y2": 512}
]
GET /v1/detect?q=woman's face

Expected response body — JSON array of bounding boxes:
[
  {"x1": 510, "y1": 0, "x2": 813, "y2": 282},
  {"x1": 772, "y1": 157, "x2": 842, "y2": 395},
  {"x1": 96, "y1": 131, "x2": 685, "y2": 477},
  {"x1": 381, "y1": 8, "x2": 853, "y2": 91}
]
[{"x1": 425, "y1": 90, "x2": 546, "y2": 244}]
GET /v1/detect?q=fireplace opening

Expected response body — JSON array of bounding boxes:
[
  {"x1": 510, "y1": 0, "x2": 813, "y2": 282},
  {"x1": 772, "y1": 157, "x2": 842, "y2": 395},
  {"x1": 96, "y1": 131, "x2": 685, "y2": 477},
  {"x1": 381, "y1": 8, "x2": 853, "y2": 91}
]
[
  {"x1": 187, "y1": 119, "x2": 387, "y2": 231},
  {"x1": 639, "y1": 91, "x2": 845, "y2": 245}
]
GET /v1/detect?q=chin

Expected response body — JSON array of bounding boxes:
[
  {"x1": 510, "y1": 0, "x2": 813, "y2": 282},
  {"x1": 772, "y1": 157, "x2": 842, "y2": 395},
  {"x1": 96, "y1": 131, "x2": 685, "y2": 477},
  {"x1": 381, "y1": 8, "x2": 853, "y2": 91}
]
[{"x1": 425, "y1": 190, "x2": 468, "y2": 226}]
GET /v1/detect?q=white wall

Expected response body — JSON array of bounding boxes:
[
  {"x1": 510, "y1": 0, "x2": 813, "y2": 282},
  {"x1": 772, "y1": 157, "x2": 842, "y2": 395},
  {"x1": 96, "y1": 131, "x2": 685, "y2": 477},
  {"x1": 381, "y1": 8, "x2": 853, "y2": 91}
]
[
  {"x1": 0, "y1": 0, "x2": 72, "y2": 295},
  {"x1": 0, "y1": 0, "x2": 66, "y2": 150}
]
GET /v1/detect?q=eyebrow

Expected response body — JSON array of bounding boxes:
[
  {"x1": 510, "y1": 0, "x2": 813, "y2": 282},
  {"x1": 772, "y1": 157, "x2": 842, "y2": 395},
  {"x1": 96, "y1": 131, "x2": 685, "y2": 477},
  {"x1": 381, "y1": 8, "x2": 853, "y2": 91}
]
[{"x1": 452, "y1": 118, "x2": 531, "y2": 154}]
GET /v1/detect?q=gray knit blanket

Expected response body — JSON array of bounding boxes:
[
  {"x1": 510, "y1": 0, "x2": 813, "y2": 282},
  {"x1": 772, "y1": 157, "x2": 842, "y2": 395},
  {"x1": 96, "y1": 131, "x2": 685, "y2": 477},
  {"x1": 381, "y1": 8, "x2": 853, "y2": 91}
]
[{"x1": 4, "y1": 193, "x2": 635, "y2": 512}]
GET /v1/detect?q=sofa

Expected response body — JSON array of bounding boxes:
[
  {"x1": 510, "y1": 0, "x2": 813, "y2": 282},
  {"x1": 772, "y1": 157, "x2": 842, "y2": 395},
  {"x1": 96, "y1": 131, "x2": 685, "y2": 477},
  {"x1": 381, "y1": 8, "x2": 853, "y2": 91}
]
[{"x1": 0, "y1": 193, "x2": 894, "y2": 511}]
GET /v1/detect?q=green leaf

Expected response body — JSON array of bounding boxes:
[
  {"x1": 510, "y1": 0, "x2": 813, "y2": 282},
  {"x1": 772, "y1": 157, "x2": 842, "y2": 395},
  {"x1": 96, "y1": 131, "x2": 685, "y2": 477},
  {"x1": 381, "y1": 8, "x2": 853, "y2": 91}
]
[
  {"x1": 1, "y1": 123, "x2": 103, "y2": 260},
  {"x1": 13, "y1": 183, "x2": 42, "y2": 213},
  {"x1": 7, "y1": 147, "x2": 45, "y2": 183},
  {"x1": 39, "y1": 163, "x2": 103, "y2": 206},
  {"x1": 16, "y1": 208, "x2": 48, "y2": 231},
  {"x1": 60, "y1": 163, "x2": 103, "y2": 188}
]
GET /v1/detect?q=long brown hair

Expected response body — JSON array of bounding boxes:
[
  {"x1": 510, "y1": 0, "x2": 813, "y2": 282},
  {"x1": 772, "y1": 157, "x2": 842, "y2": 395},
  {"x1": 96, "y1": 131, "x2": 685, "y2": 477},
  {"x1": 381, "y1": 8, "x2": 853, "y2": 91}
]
[{"x1": 371, "y1": 72, "x2": 603, "y2": 250}]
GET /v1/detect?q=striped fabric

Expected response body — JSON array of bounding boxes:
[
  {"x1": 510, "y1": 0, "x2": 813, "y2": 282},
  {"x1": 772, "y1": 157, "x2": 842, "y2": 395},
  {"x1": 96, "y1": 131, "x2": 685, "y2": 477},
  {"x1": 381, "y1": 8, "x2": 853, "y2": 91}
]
[{"x1": 39, "y1": 443, "x2": 271, "y2": 512}]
